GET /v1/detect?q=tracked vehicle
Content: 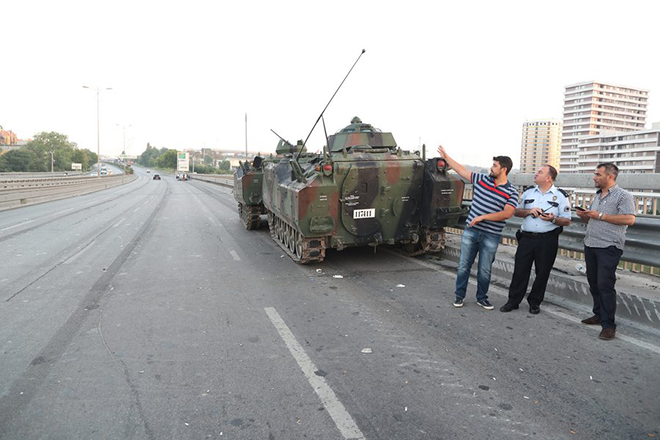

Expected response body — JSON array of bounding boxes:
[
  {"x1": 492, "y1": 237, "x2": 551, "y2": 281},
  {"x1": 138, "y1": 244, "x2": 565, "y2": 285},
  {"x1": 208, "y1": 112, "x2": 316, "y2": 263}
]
[
  {"x1": 235, "y1": 117, "x2": 465, "y2": 263},
  {"x1": 233, "y1": 50, "x2": 465, "y2": 263}
]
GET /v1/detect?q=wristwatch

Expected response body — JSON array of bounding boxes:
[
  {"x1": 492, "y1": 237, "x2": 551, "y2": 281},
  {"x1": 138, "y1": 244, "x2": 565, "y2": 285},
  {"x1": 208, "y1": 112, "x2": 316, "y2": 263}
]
[
  {"x1": 598, "y1": 212, "x2": 604, "y2": 221},
  {"x1": 551, "y1": 217, "x2": 556, "y2": 224}
]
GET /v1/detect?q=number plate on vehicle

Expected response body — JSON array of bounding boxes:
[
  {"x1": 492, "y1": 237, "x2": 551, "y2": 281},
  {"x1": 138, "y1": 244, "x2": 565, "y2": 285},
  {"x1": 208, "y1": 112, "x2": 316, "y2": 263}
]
[{"x1": 353, "y1": 208, "x2": 375, "y2": 219}]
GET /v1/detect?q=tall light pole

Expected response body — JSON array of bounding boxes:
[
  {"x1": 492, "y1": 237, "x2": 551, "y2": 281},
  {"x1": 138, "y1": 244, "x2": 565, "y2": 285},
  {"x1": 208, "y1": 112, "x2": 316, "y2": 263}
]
[
  {"x1": 83, "y1": 85, "x2": 112, "y2": 177},
  {"x1": 116, "y1": 123, "x2": 132, "y2": 157}
]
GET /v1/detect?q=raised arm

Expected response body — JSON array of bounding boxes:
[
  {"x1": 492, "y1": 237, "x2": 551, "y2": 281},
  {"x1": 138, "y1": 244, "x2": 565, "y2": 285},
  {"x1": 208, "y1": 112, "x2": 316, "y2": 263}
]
[{"x1": 437, "y1": 145, "x2": 472, "y2": 182}]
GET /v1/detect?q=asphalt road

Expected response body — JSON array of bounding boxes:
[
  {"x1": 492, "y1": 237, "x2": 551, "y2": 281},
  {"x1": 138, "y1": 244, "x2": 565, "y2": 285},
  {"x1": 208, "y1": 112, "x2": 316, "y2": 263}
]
[{"x1": 0, "y1": 169, "x2": 658, "y2": 440}]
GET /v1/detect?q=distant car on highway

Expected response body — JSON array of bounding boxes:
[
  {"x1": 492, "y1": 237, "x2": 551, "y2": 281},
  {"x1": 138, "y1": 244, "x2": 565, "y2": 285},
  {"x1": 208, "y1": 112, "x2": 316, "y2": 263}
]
[
  {"x1": 146, "y1": 169, "x2": 151, "y2": 173},
  {"x1": 153, "y1": 173, "x2": 161, "y2": 180}
]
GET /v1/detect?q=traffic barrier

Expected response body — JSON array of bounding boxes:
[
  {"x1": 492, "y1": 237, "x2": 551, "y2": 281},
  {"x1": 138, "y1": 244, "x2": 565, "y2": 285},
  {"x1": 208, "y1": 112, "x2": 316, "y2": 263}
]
[{"x1": 0, "y1": 174, "x2": 137, "y2": 211}]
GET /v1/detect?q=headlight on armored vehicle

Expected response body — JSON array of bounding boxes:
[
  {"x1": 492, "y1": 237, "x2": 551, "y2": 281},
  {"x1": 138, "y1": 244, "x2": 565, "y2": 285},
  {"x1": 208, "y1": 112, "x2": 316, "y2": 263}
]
[{"x1": 436, "y1": 159, "x2": 447, "y2": 172}]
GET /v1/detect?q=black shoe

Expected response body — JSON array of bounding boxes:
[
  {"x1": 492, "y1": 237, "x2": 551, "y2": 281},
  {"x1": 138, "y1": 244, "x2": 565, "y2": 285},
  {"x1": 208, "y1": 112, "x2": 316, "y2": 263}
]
[
  {"x1": 499, "y1": 303, "x2": 519, "y2": 312},
  {"x1": 581, "y1": 315, "x2": 600, "y2": 325},
  {"x1": 529, "y1": 305, "x2": 540, "y2": 314}
]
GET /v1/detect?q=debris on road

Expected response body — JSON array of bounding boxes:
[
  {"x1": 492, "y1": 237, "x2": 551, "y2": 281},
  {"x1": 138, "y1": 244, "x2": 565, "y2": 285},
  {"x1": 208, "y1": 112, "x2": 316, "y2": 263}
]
[
  {"x1": 361, "y1": 348, "x2": 373, "y2": 354},
  {"x1": 396, "y1": 284, "x2": 405, "y2": 288},
  {"x1": 316, "y1": 269, "x2": 323, "y2": 274},
  {"x1": 333, "y1": 275, "x2": 344, "y2": 279}
]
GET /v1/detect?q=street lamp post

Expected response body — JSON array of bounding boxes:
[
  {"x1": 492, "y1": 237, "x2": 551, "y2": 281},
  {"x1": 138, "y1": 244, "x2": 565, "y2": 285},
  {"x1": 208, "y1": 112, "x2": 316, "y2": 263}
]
[{"x1": 83, "y1": 85, "x2": 112, "y2": 177}]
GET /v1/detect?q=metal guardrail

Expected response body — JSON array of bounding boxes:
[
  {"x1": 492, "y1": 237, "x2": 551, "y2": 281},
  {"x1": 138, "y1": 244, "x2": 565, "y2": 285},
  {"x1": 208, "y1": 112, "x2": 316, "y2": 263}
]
[
  {"x1": 191, "y1": 174, "x2": 233, "y2": 187},
  {"x1": 0, "y1": 174, "x2": 137, "y2": 211},
  {"x1": 0, "y1": 171, "x2": 84, "y2": 179},
  {"x1": 196, "y1": 171, "x2": 660, "y2": 268},
  {"x1": 454, "y1": 201, "x2": 660, "y2": 268}
]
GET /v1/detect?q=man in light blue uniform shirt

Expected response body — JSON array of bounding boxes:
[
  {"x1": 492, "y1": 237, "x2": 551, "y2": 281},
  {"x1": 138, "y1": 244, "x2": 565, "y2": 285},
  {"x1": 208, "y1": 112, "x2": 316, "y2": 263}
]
[{"x1": 501, "y1": 165, "x2": 571, "y2": 314}]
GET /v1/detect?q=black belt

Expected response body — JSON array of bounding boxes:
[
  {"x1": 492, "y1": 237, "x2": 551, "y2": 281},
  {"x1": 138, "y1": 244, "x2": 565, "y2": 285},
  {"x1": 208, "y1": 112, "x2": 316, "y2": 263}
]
[{"x1": 520, "y1": 230, "x2": 555, "y2": 236}]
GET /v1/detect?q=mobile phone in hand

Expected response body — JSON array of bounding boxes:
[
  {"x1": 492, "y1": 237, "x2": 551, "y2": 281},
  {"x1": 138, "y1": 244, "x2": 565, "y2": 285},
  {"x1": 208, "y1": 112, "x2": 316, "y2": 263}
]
[{"x1": 574, "y1": 206, "x2": 586, "y2": 212}]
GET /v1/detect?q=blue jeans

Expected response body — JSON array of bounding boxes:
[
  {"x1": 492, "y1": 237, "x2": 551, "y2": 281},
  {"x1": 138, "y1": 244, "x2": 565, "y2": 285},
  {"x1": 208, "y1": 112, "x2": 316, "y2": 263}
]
[{"x1": 455, "y1": 227, "x2": 500, "y2": 301}]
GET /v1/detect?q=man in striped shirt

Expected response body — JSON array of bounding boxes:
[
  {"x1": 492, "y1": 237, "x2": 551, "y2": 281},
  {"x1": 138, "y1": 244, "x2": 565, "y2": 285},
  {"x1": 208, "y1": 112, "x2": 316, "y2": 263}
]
[{"x1": 438, "y1": 146, "x2": 519, "y2": 310}]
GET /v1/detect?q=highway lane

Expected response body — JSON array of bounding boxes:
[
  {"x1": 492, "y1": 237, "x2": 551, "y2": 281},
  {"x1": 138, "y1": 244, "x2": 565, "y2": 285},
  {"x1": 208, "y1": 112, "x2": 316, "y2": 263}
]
[{"x1": 0, "y1": 172, "x2": 659, "y2": 439}]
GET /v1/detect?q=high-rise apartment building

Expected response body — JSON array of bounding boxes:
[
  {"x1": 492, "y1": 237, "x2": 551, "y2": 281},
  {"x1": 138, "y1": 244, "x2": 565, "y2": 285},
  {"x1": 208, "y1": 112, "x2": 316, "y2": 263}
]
[
  {"x1": 560, "y1": 81, "x2": 649, "y2": 172},
  {"x1": 519, "y1": 120, "x2": 562, "y2": 173}
]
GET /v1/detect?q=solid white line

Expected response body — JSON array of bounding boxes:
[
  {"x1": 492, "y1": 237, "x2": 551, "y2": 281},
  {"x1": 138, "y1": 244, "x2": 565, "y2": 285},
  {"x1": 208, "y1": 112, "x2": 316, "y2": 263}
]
[
  {"x1": 65, "y1": 240, "x2": 95, "y2": 265},
  {"x1": 0, "y1": 219, "x2": 35, "y2": 231},
  {"x1": 264, "y1": 307, "x2": 366, "y2": 440},
  {"x1": 229, "y1": 250, "x2": 241, "y2": 261},
  {"x1": 387, "y1": 249, "x2": 660, "y2": 356}
]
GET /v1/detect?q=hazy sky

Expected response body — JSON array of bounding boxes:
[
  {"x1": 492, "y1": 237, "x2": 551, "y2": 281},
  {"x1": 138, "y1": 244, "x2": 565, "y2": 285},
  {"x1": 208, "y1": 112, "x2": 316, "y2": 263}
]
[{"x1": 3, "y1": 0, "x2": 660, "y2": 167}]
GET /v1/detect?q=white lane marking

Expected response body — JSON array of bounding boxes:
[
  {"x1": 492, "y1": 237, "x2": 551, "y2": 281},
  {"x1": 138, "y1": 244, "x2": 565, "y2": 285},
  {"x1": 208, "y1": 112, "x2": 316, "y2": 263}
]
[
  {"x1": 65, "y1": 240, "x2": 95, "y2": 265},
  {"x1": 133, "y1": 207, "x2": 142, "y2": 213},
  {"x1": 387, "y1": 250, "x2": 660, "y2": 356},
  {"x1": 0, "y1": 219, "x2": 36, "y2": 231},
  {"x1": 1, "y1": 208, "x2": 74, "y2": 232},
  {"x1": 113, "y1": 218, "x2": 126, "y2": 228},
  {"x1": 264, "y1": 307, "x2": 365, "y2": 440},
  {"x1": 229, "y1": 250, "x2": 241, "y2": 261},
  {"x1": 52, "y1": 208, "x2": 74, "y2": 216}
]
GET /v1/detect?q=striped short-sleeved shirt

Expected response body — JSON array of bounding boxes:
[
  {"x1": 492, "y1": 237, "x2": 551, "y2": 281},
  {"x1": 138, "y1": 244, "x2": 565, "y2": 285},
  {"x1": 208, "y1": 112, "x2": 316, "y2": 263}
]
[
  {"x1": 467, "y1": 173, "x2": 519, "y2": 235},
  {"x1": 584, "y1": 185, "x2": 636, "y2": 250}
]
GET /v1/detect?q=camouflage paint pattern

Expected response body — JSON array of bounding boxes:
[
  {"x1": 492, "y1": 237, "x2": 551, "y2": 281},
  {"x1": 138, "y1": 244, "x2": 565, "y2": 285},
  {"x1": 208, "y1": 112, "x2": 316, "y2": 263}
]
[
  {"x1": 257, "y1": 118, "x2": 466, "y2": 256},
  {"x1": 233, "y1": 162, "x2": 264, "y2": 206}
]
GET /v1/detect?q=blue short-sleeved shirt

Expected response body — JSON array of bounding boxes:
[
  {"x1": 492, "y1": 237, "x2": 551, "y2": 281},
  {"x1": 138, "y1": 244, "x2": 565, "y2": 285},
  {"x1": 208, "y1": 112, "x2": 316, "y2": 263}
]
[
  {"x1": 467, "y1": 173, "x2": 519, "y2": 235},
  {"x1": 519, "y1": 185, "x2": 571, "y2": 233}
]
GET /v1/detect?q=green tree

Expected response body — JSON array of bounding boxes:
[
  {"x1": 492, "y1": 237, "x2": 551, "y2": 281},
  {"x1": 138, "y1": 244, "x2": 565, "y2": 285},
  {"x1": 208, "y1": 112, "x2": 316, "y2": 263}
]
[
  {"x1": 0, "y1": 149, "x2": 39, "y2": 172},
  {"x1": 157, "y1": 149, "x2": 178, "y2": 169},
  {"x1": 218, "y1": 160, "x2": 231, "y2": 173}
]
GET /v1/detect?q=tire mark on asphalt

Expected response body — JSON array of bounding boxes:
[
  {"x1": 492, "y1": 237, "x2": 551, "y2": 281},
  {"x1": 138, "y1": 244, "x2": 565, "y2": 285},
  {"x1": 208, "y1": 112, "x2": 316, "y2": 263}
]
[
  {"x1": 0, "y1": 182, "x2": 170, "y2": 438},
  {"x1": 2, "y1": 181, "x2": 165, "y2": 302},
  {"x1": 0, "y1": 176, "x2": 149, "y2": 244}
]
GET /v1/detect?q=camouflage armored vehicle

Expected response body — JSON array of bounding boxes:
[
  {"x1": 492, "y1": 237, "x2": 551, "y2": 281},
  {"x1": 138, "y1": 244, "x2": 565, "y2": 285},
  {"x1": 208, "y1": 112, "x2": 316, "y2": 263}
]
[
  {"x1": 234, "y1": 155, "x2": 265, "y2": 230},
  {"x1": 235, "y1": 117, "x2": 466, "y2": 264}
]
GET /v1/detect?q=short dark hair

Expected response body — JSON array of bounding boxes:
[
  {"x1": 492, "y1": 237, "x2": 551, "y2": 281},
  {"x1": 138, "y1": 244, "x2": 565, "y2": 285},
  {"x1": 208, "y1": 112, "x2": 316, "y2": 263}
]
[
  {"x1": 493, "y1": 156, "x2": 513, "y2": 175},
  {"x1": 544, "y1": 164, "x2": 558, "y2": 181},
  {"x1": 597, "y1": 162, "x2": 619, "y2": 180}
]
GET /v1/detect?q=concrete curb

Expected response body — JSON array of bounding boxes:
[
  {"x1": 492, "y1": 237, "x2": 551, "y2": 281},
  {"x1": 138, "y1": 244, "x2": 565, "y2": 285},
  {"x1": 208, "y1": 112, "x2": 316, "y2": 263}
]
[{"x1": 437, "y1": 237, "x2": 660, "y2": 331}]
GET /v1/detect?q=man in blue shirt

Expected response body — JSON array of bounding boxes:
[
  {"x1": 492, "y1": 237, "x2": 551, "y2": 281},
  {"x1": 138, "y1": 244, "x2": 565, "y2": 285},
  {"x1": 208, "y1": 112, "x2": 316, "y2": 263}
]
[
  {"x1": 500, "y1": 165, "x2": 571, "y2": 314},
  {"x1": 438, "y1": 145, "x2": 519, "y2": 310}
]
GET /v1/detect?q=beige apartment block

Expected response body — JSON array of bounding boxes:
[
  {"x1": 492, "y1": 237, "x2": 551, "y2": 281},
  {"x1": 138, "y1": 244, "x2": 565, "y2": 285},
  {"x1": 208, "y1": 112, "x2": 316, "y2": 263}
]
[
  {"x1": 560, "y1": 81, "x2": 648, "y2": 173},
  {"x1": 519, "y1": 120, "x2": 562, "y2": 174},
  {"x1": 577, "y1": 127, "x2": 660, "y2": 174}
]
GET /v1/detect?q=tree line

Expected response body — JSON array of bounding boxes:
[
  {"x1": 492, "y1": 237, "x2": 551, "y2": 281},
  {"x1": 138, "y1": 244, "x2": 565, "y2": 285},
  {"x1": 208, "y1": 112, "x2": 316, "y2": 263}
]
[
  {"x1": 0, "y1": 132, "x2": 98, "y2": 172},
  {"x1": 137, "y1": 144, "x2": 231, "y2": 174}
]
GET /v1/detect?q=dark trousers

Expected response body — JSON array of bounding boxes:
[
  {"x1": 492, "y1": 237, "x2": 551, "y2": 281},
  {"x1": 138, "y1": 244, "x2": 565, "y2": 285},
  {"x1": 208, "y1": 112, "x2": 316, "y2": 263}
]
[
  {"x1": 584, "y1": 245, "x2": 623, "y2": 330},
  {"x1": 507, "y1": 231, "x2": 559, "y2": 307}
]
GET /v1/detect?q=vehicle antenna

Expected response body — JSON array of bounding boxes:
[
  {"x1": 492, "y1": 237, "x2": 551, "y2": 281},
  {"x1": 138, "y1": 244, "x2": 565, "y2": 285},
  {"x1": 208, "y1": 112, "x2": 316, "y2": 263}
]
[
  {"x1": 296, "y1": 49, "x2": 366, "y2": 160},
  {"x1": 322, "y1": 115, "x2": 329, "y2": 159}
]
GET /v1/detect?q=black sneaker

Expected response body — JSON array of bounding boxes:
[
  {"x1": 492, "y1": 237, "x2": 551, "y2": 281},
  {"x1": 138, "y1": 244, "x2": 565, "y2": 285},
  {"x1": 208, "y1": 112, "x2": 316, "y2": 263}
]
[
  {"x1": 476, "y1": 299, "x2": 494, "y2": 310},
  {"x1": 453, "y1": 297, "x2": 464, "y2": 308}
]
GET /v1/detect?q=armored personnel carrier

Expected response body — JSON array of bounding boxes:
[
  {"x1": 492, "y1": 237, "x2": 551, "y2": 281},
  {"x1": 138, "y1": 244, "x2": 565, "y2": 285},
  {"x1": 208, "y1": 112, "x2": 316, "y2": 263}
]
[{"x1": 234, "y1": 117, "x2": 466, "y2": 263}]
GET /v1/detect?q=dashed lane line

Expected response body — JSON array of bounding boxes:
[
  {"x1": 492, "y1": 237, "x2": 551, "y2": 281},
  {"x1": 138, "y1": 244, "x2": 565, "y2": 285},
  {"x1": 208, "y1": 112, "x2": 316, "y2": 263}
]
[
  {"x1": 229, "y1": 250, "x2": 241, "y2": 261},
  {"x1": 264, "y1": 307, "x2": 366, "y2": 440}
]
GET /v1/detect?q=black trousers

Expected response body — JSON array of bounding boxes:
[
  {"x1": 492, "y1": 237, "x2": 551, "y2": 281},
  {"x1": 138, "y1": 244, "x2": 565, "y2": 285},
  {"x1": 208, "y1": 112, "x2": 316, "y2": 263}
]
[
  {"x1": 507, "y1": 231, "x2": 559, "y2": 307},
  {"x1": 584, "y1": 245, "x2": 623, "y2": 330}
]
